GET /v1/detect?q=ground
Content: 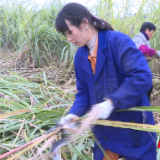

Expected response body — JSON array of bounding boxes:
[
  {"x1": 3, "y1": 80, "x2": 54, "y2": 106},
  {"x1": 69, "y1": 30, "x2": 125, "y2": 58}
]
[{"x1": 0, "y1": 48, "x2": 160, "y2": 123}]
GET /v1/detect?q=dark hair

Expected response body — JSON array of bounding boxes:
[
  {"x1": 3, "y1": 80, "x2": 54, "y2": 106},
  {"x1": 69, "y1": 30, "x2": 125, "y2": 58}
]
[
  {"x1": 140, "y1": 22, "x2": 156, "y2": 32},
  {"x1": 55, "y1": 3, "x2": 114, "y2": 34}
]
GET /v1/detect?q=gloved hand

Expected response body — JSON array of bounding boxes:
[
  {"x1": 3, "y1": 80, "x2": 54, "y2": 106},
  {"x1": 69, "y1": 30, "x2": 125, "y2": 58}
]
[
  {"x1": 90, "y1": 100, "x2": 114, "y2": 120},
  {"x1": 156, "y1": 50, "x2": 160, "y2": 58},
  {"x1": 59, "y1": 114, "x2": 79, "y2": 129}
]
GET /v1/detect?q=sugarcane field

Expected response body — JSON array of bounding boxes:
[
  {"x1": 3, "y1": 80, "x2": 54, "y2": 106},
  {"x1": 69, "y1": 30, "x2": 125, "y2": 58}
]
[{"x1": 1, "y1": 0, "x2": 160, "y2": 160}]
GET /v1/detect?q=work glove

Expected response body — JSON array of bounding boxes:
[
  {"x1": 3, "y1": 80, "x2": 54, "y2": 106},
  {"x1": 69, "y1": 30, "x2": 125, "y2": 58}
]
[
  {"x1": 90, "y1": 100, "x2": 114, "y2": 120},
  {"x1": 156, "y1": 50, "x2": 160, "y2": 58},
  {"x1": 59, "y1": 114, "x2": 79, "y2": 129}
]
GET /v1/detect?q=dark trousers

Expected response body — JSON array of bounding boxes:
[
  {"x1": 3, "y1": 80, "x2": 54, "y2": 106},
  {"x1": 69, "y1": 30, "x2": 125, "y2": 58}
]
[{"x1": 147, "y1": 86, "x2": 153, "y2": 102}]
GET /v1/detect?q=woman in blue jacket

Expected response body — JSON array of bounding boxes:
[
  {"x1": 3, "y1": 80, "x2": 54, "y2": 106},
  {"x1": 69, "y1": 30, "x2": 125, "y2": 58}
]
[{"x1": 55, "y1": 3, "x2": 156, "y2": 160}]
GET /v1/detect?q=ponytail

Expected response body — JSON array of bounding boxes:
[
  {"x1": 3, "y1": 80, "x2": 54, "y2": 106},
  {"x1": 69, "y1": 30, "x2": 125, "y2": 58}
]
[
  {"x1": 55, "y1": 3, "x2": 114, "y2": 34},
  {"x1": 91, "y1": 16, "x2": 114, "y2": 31}
]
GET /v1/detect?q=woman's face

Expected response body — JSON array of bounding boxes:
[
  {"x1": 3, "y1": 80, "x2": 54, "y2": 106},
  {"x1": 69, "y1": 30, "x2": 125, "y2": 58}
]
[
  {"x1": 145, "y1": 29, "x2": 155, "y2": 39},
  {"x1": 65, "y1": 20, "x2": 89, "y2": 47}
]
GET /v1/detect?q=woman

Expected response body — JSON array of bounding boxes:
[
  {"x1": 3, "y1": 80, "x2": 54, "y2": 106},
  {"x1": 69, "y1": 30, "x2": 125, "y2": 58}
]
[
  {"x1": 56, "y1": 3, "x2": 156, "y2": 160},
  {"x1": 133, "y1": 22, "x2": 160, "y2": 102}
]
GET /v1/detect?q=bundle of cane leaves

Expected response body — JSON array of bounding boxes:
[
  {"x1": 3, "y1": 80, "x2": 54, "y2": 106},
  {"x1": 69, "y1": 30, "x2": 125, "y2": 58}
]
[
  {"x1": 1, "y1": 107, "x2": 160, "y2": 159},
  {"x1": 0, "y1": 118, "x2": 93, "y2": 160},
  {"x1": 0, "y1": 73, "x2": 75, "y2": 158}
]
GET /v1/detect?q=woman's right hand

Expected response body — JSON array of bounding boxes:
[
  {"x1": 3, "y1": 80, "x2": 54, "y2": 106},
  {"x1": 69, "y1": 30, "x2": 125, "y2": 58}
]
[{"x1": 59, "y1": 114, "x2": 78, "y2": 125}]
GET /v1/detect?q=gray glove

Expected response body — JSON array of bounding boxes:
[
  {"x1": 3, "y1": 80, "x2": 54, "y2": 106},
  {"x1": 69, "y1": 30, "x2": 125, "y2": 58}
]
[
  {"x1": 59, "y1": 114, "x2": 78, "y2": 125},
  {"x1": 59, "y1": 114, "x2": 79, "y2": 129}
]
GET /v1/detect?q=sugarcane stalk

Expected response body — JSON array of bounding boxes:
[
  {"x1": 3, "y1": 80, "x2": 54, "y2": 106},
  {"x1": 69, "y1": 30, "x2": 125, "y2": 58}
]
[{"x1": 0, "y1": 127, "x2": 61, "y2": 160}]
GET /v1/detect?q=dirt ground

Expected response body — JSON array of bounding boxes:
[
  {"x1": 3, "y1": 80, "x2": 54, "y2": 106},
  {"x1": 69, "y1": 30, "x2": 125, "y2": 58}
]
[{"x1": 0, "y1": 48, "x2": 76, "y2": 85}]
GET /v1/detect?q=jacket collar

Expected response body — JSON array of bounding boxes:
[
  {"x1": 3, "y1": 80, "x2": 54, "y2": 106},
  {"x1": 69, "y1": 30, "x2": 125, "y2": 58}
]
[
  {"x1": 80, "y1": 46, "x2": 93, "y2": 76},
  {"x1": 140, "y1": 31, "x2": 149, "y2": 41},
  {"x1": 98, "y1": 30, "x2": 108, "y2": 51},
  {"x1": 137, "y1": 32, "x2": 148, "y2": 41},
  {"x1": 79, "y1": 30, "x2": 108, "y2": 59},
  {"x1": 80, "y1": 30, "x2": 108, "y2": 79}
]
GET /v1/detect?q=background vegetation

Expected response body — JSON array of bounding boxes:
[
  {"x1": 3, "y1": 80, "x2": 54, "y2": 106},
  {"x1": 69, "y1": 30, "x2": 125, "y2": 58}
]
[{"x1": 0, "y1": 0, "x2": 160, "y2": 68}]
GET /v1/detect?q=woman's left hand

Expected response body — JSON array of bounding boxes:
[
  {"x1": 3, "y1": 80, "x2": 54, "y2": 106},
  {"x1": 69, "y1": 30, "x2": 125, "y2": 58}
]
[{"x1": 90, "y1": 100, "x2": 114, "y2": 120}]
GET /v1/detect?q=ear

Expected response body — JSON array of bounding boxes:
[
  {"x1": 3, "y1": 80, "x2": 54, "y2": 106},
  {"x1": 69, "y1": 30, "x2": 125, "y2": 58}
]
[
  {"x1": 145, "y1": 28, "x2": 149, "y2": 33},
  {"x1": 81, "y1": 18, "x2": 89, "y2": 27}
]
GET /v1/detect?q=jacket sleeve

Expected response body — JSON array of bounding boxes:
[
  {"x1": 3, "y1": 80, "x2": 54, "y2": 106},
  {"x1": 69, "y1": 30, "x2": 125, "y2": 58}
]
[
  {"x1": 108, "y1": 34, "x2": 152, "y2": 110},
  {"x1": 68, "y1": 52, "x2": 90, "y2": 117},
  {"x1": 139, "y1": 44, "x2": 156, "y2": 56}
]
